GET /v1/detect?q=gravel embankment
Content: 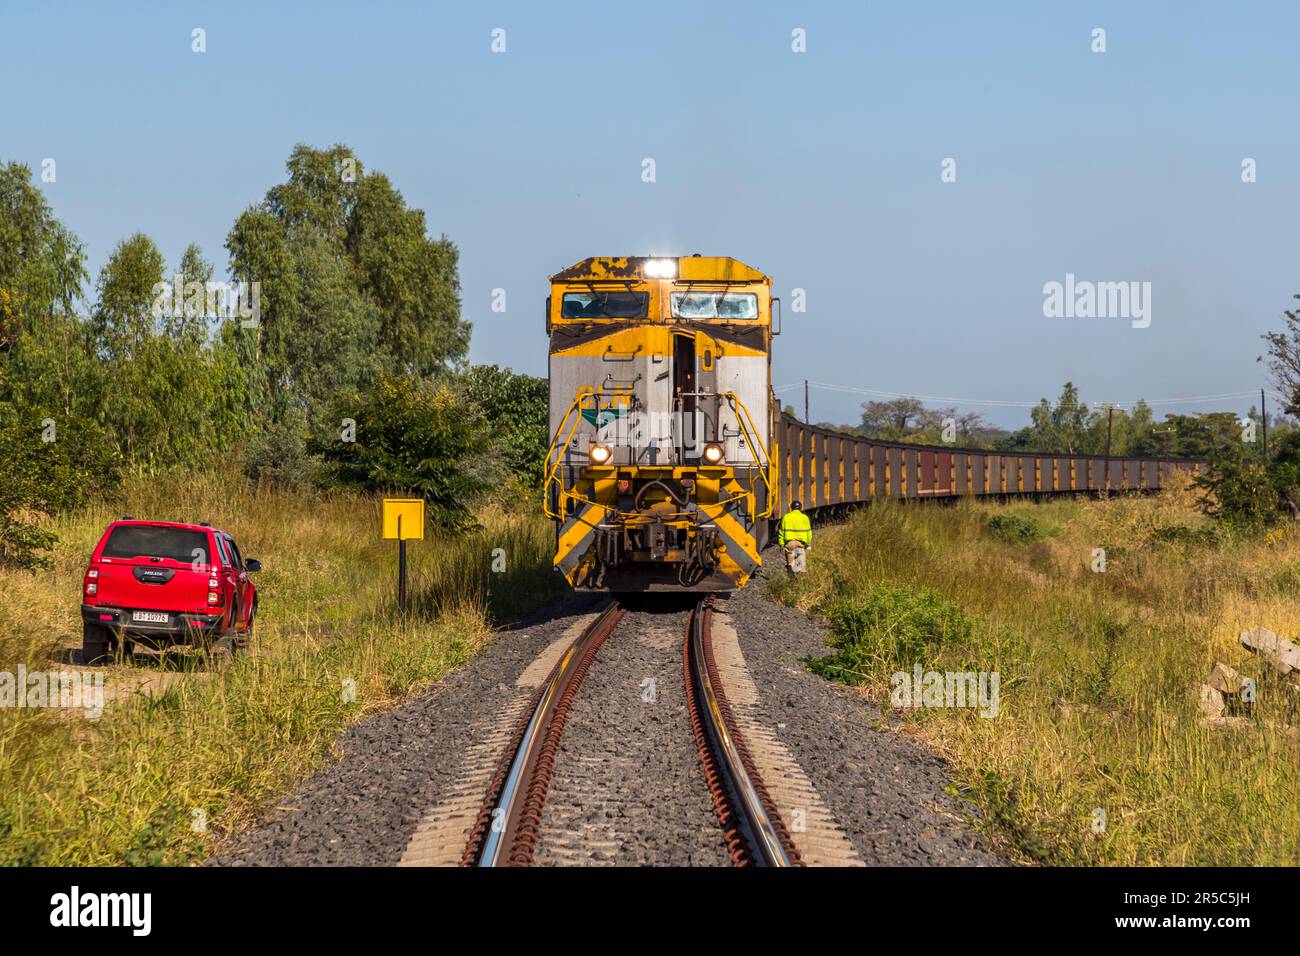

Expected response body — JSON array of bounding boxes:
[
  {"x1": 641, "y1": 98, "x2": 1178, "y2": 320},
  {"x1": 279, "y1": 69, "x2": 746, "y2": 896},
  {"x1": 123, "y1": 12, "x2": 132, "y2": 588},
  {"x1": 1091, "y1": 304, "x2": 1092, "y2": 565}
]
[
  {"x1": 210, "y1": 555, "x2": 1006, "y2": 867},
  {"x1": 208, "y1": 593, "x2": 606, "y2": 866},
  {"x1": 725, "y1": 548, "x2": 1006, "y2": 865}
]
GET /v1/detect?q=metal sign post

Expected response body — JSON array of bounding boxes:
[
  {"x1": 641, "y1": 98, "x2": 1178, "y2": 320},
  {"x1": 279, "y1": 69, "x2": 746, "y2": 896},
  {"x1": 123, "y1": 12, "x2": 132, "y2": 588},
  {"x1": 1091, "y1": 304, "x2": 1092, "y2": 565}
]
[
  {"x1": 397, "y1": 514, "x2": 407, "y2": 615},
  {"x1": 382, "y1": 498, "x2": 425, "y2": 618}
]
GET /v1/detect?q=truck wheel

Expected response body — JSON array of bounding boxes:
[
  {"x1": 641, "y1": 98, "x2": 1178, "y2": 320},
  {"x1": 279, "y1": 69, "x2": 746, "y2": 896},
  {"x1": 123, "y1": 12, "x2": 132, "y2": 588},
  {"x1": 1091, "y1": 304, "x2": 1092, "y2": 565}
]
[
  {"x1": 207, "y1": 601, "x2": 238, "y2": 664},
  {"x1": 206, "y1": 632, "x2": 235, "y2": 664},
  {"x1": 235, "y1": 619, "x2": 253, "y2": 652},
  {"x1": 82, "y1": 622, "x2": 112, "y2": 665}
]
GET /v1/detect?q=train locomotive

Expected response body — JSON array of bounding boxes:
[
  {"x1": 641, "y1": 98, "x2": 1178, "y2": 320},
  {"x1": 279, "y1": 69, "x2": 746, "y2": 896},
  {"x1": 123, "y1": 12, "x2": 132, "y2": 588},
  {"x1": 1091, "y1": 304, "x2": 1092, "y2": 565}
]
[
  {"x1": 544, "y1": 255, "x2": 1200, "y2": 593},
  {"x1": 546, "y1": 256, "x2": 774, "y2": 592}
]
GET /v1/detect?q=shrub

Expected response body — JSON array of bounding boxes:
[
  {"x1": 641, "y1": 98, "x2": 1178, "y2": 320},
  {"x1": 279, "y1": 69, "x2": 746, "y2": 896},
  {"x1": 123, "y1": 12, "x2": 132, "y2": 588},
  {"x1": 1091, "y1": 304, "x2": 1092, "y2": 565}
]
[
  {"x1": 242, "y1": 416, "x2": 318, "y2": 489},
  {"x1": 809, "y1": 583, "x2": 976, "y2": 683},
  {"x1": 988, "y1": 513, "x2": 1048, "y2": 543},
  {"x1": 460, "y1": 364, "x2": 549, "y2": 489},
  {"x1": 312, "y1": 373, "x2": 492, "y2": 532},
  {"x1": 1197, "y1": 432, "x2": 1300, "y2": 531},
  {"x1": 0, "y1": 404, "x2": 121, "y2": 569}
]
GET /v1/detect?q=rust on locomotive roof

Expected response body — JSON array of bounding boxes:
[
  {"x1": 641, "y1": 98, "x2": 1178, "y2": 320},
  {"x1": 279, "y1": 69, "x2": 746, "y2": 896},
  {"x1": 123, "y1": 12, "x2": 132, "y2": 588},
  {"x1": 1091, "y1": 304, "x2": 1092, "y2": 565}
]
[
  {"x1": 550, "y1": 257, "x2": 646, "y2": 281},
  {"x1": 549, "y1": 256, "x2": 770, "y2": 283}
]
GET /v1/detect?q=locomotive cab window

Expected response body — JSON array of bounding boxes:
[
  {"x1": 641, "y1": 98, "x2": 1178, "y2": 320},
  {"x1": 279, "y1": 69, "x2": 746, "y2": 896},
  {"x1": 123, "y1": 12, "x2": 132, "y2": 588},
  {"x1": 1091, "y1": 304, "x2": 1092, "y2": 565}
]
[
  {"x1": 669, "y1": 292, "x2": 758, "y2": 320},
  {"x1": 560, "y1": 290, "x2": 648, "y2": 319}
]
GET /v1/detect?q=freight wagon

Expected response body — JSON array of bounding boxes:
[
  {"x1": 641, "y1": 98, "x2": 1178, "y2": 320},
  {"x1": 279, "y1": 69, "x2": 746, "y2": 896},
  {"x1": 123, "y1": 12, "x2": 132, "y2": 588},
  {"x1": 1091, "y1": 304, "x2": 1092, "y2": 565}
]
[{"x1": 543, "y1": 255, "x2": 1200, "y2": 592}]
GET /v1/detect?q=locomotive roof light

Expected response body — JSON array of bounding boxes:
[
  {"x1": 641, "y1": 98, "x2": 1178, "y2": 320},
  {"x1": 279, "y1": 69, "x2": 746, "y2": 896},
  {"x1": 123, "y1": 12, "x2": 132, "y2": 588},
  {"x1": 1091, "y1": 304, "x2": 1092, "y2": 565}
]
[
  {"x1": 644, "y1": 258, "x2": 677, "y2": 279},
  {"x1": 702, "y1": 442, "x2": 725, "y2": 465},
  {"x1": 589, "y1": 443, "x2": 613, "y2": 465}
]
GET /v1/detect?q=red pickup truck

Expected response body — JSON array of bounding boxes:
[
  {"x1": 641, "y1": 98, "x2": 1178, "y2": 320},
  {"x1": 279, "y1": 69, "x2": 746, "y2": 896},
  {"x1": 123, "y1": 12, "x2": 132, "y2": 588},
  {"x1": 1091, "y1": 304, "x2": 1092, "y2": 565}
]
[{"x1": 81, "y1": 518, "x2": 260, "y2": 664}]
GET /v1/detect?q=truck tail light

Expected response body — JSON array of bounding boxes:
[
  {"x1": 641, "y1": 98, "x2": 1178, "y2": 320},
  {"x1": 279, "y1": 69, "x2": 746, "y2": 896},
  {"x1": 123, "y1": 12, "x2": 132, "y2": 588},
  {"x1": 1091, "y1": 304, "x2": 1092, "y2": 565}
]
[
  {"x1": 208, "y1": 575, "x2": 221, "y2": 606},
  {"x1": 84, "y1": 567, "x2": 98, "y2": 596}
]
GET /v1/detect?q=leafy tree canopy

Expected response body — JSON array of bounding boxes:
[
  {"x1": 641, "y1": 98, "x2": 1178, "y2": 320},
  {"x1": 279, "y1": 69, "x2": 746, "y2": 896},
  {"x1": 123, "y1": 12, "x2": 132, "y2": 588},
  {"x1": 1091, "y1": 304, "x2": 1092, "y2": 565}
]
[{"x1": 227, "y1": 144, "x2": 468, "y2": 427}]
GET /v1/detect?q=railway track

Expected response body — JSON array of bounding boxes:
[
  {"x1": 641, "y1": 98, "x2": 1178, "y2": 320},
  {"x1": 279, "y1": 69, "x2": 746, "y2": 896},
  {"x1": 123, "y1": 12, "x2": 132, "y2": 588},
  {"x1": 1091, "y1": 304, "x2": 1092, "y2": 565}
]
[
  {"x1": 683, "y1": 597, "x2": 801, "y2": 866},
  {"x1": 460, "y1": 596, "x2": 801, "y2": 867}
]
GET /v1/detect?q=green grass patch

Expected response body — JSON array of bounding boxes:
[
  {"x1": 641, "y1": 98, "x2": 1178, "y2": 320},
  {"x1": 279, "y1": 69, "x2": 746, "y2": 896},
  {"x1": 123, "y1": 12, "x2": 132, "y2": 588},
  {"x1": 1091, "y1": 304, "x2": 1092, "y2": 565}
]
[
  {"x1": 768, "y1": 486, "x2": 1300, "y2": 866},
  {"x1": 0, "y1": 469, "x2": 565, "y2": 865}
]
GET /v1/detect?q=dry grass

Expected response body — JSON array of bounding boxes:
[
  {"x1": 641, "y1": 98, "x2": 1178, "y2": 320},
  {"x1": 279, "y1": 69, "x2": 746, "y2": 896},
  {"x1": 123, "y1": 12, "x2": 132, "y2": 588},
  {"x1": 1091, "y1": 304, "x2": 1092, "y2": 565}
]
[
  {"x1": 771, "y1": 476, "x2": 1300, "y2": 866},
  {"x1": 0, "y1": 470, "x2": 563, "y2": 865}
]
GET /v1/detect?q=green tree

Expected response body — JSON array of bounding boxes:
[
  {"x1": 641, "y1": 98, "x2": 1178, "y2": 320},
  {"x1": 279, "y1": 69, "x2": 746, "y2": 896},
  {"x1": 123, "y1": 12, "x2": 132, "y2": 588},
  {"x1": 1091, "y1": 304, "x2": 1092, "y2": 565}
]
[
  {"x1": 1196, "y1": 430, "x2": 1300, "y2": 530},
  {"x1": 0, "y1": 162, "x2": 121, "y2": 567},
  {"x1": 1139, "y1": 412, "x2": 1242, "y2": 459},
  {"x1": 87, "y1": 237, "x2": 248, "y2": 471},
  {"x1": 90, "y1": 233, "x2": 164, "y2": 362},
  {"x1": 313, "y1": 373, "x2": 492, "y2": 531},
  {"x1": 1261, "y1": 293, "x2": 1300, "y2": 415},
  {"x1": 1027, "y1": 382, "x2": 1095, "y2": 453},
  {"x1": 0, "y1": 407, "x2": 120, "y2": 569},
  {"x1": 161, "y1": 242, "x2": 216, "y2": 341},
  {"x1": 461, "y1": 365, "x2": 550, "y2": 488},
  {"x1": 347, "y1": 170, "x2": 467, "y2": 374},
  {"x1": 0, "y1": 161, "x2": 87, "y2": 348},
  {"x1": 226, "y1": 144, "x2": 467, "y2": 429}
]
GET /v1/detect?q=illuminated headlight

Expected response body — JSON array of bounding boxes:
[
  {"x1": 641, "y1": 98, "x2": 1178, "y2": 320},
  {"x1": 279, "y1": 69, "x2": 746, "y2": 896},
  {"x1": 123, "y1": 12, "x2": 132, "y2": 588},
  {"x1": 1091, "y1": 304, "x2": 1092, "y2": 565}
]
[
  {"x1": 644, "y1": 258, "x2": 677, "y2": 279},
  {"x1": 702, "y1": 442, "x2": 724, "y2": 464},
  {"x1": 589, "y1": 443, "x2": 613, "y2": 465}
]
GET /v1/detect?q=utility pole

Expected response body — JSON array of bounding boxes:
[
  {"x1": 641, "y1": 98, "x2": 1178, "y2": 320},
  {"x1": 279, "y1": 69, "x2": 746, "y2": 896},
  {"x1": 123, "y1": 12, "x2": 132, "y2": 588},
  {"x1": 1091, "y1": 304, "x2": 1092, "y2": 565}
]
[
  {"x1": 1261, "y1": 387, "x2": 1269, "y2": 461},
  {"x1": 1105, "y1": 405, "x2": 1114, "y2": 457},
  {"x1": 804, "y1": 379, "x2": 810, "y2": 424}
]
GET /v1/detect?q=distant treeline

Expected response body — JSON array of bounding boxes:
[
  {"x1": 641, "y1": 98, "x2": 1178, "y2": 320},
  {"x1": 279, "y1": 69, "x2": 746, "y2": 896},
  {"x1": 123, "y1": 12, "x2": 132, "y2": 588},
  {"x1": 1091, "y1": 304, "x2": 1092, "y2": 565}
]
[
  {"x1": 802, "y1": 382, "x2": 1294, "y2": 459},
  {"x1": 0, "y1": 145, "x2": 546, "y2": 569}
]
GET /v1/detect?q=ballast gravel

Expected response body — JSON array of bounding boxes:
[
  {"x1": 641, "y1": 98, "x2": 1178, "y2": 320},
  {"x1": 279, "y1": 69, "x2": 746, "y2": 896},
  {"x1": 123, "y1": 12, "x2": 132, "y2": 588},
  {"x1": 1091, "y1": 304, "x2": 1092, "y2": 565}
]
[
  {"x1": 208, "y1": 592, "x2": 607, "y2": 867},
  {"x1": 724, "y1": 549, "x2": 1006, "y2": 865},
  {"x1": 531, "y1": 600, "x2": 732, "y2": 866},
  {"x1": 209, "y1": 557, "x2": 1006, "y2": 867}
]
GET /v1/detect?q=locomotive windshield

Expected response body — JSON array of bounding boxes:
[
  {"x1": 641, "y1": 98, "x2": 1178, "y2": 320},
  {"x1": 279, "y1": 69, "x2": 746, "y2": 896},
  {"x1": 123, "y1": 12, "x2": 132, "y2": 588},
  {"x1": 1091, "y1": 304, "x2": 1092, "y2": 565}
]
[
  {"x1": 669, "y1": 292, "x2": 758, "y2": 320},
  {"x1": 560, "y1": 290, "x2": 648, "y2": 319}
]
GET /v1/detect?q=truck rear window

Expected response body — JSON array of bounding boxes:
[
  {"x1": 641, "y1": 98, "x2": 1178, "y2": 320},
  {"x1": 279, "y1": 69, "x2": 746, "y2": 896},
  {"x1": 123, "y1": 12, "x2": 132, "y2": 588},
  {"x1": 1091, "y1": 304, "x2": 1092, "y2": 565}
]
[{"x1": 102, "y1": 526, "x2": 210, "y2": 564}]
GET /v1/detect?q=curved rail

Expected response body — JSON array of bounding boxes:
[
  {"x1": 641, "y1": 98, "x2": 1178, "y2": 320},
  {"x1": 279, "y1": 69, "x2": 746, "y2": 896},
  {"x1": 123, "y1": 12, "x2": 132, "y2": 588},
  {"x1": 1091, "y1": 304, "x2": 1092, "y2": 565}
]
[
  {"x1": 684, "y1": 597, "x2": 799, "y2": 867},
  {"x1": 463, "y1": 601, "x2": 625, "y2": 867}
]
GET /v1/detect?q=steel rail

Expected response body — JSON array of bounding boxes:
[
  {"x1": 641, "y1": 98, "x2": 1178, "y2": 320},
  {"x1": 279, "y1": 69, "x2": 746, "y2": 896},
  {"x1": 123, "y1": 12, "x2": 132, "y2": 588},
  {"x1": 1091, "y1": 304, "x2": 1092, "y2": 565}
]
[
  {"x1": 469, "y1": 600, "x2": 625, "y2": 867},
  {"x1": 685, "y1": 598, "x2": 797, "y2": 867}
]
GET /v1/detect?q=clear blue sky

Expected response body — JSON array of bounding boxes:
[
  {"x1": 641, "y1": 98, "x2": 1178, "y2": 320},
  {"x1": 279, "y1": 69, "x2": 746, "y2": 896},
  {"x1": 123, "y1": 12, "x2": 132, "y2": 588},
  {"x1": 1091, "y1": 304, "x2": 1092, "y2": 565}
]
[{"x1": 3, "y1": 0, "x2": 1297, "y2": 428}]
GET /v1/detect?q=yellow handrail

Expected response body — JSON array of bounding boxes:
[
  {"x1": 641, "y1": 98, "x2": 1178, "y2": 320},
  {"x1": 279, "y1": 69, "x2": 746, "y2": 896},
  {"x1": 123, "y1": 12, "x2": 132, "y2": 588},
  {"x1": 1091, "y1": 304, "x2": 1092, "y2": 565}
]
[
  {"x1": 719, "y1": 390, "x2": 776, "y2": 518},
  {"x1": 543, "y1": 387, "x2": 595, "y2": 519}
]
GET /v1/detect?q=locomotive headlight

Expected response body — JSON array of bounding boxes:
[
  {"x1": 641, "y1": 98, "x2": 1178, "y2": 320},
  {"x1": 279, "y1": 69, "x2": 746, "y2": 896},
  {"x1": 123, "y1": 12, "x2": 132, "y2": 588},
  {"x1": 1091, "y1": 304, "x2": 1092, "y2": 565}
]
[
  {"x1": 702, "y1": 442, "x2": 725, "y2": 464},
  {"x1": 644, "y1": 258, "x2": 677, "y2": 279},
  {"x1": 589, "y1": 443, "x2": 613, "y2": 465}
]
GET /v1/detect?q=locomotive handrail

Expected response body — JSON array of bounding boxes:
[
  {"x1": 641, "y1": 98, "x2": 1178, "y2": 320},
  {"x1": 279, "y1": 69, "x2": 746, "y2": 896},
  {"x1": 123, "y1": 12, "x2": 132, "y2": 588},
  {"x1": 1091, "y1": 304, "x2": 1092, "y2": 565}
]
[
  {"x1": 718, "y1": 390, "x2": 775, "y2": 519},
  {"x1": 543, "y1": 388, "x2": 597, "y2": 519}
]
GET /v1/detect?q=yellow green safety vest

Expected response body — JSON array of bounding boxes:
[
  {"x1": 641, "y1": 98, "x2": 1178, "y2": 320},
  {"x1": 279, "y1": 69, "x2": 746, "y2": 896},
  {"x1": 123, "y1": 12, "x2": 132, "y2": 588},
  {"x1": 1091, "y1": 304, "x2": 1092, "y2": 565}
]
[{"x1": 778, "y1": 509, "x2": 812, "y2": 546}]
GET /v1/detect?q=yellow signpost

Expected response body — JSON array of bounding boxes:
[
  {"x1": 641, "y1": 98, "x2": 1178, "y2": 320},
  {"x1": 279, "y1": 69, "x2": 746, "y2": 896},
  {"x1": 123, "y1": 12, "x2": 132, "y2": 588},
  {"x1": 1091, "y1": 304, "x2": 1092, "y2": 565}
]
[{"x1": 382, "y1": 499, "x2": 425, "y2": 614}]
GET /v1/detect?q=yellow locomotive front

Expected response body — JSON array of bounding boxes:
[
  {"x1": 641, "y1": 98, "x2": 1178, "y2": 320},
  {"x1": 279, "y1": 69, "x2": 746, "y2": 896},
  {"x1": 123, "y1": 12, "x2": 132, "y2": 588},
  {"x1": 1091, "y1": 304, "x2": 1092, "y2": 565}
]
[{"x1": 545, "y1": 256, "x2": 775, "y2": 592}]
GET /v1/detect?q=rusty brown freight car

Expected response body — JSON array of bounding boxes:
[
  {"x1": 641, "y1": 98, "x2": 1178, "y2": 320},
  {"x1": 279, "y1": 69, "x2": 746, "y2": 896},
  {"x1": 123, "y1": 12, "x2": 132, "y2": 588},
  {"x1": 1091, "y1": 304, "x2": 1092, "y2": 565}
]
[{"x1": 774, "y1": 413, "x2": 1202, "y2": 515}]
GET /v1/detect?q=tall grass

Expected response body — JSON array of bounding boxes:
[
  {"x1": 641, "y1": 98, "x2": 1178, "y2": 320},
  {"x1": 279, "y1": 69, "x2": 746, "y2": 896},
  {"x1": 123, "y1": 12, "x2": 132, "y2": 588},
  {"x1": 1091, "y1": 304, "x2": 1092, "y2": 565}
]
[
  {"x1": 772, "y1": 478, "x2": 1300, "y2": 865},
  {"x1": 0, "y1": 469, "x2": 564, "y2": 865}
]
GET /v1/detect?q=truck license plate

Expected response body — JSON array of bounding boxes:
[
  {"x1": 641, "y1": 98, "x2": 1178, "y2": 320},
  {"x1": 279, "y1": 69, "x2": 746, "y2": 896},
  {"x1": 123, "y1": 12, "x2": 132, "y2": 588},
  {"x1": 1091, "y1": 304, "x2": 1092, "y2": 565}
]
[{"x1": 132, "y1": 611, "x2": 168, "y2": 624}]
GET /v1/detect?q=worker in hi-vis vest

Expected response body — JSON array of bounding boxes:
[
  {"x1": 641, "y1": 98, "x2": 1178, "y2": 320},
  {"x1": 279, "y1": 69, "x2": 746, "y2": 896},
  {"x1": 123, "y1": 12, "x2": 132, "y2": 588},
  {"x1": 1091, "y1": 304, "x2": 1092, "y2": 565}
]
[{"x1": 777, "y1": 501, "x2": 812, "y2": 574}]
